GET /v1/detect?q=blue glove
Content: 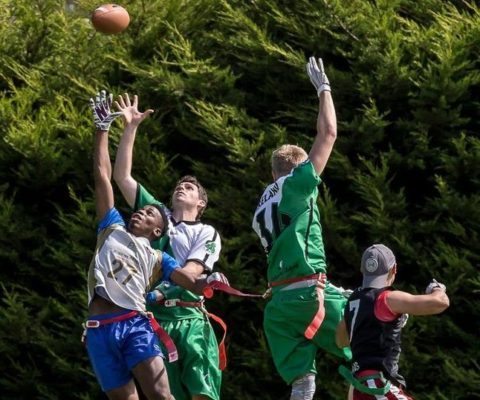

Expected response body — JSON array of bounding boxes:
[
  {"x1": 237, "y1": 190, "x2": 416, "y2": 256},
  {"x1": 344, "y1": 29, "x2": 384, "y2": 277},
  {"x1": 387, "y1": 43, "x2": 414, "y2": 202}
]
[
  {"x1": 161, "y1": 252, "x2": 180, "y2": 281},
  {"x1": 146, "y1": 290, "x2": 164, "y2": 304}
]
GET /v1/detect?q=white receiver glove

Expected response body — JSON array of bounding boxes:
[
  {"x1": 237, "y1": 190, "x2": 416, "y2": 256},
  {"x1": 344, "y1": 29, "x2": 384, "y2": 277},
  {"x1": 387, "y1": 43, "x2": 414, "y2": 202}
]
[
  {"x1": 89, "y1": 90, "x2": 123, "y2": 132},
  {"x1": 425, "y1": 279, "x2": 447, "y2": 294},
  {"x1": 306, "y1": 56, "x2": 331, "y2": 96}
]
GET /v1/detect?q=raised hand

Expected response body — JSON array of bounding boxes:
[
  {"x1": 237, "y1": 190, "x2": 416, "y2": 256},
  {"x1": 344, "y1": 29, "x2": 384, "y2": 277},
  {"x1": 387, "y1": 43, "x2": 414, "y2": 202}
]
[
  {"x1": 306, "y1": 56, "x2": 331, "y2": 96},
  {"x1": 114, "y1": 93, "x2": 154, "y2": 127},
  {"x1": 425, "y1": 279, "x2": 447, "y2": 294},
  {"x1": 90, "y1": 90, "x2": 123, "y2": 132}
]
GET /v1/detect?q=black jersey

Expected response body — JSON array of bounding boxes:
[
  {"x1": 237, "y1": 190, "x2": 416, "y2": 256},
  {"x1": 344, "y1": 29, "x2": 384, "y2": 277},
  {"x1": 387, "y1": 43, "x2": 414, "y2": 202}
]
[{"x1": 344, "y1": 287, "x2": 408, "y2": 387}]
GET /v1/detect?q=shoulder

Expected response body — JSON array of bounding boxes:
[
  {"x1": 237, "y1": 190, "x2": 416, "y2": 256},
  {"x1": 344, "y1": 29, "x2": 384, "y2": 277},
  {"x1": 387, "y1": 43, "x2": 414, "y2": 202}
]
[
  {"x1": 199, "y1": 222, "x2": 218, "y2": 234},
  {"x1": 185, "y1": 220, "x2": 219, "y2": 235},
  {"x1": 97, "y1": 207, "x2": 126, "y2": 233},
  {"x1": 375, "y1": 289, "x2": 404, "y2": 321},
  {"x1": 199, "y1": 223, "x2": 221, "y2": 244},
  {"x1": 291, "y1": 160, "x2": 319, "y2": 178},
  {"x1": 283, "y1": 160, "x2": 322, "y2": 192}
]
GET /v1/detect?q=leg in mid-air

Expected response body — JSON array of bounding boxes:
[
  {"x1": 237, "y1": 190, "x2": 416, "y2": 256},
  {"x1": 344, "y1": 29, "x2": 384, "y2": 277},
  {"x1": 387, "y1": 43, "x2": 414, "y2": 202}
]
[
  {"x1": 132, "y1": 356, "x2": 174, "y2": 400},
  {"x1": 105, "y1": 380, "x2": 139, "y2": 400}
]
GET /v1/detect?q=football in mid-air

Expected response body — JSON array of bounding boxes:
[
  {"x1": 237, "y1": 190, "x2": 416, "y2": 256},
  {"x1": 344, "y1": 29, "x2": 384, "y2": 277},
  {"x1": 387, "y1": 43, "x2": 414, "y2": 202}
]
[{"x1": 91, "y1": 4, "x2": 130, "y2": 34}]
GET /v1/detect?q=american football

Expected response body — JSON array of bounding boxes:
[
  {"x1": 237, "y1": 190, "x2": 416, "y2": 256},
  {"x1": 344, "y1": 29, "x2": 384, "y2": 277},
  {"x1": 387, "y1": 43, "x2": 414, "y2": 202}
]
[{"x1": 91, "y1": 4, "x2": 130, "y2": 34}]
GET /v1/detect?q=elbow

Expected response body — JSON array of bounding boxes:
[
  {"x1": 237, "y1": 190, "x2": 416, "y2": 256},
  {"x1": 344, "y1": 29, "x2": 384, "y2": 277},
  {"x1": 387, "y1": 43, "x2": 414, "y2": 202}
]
[
  {"x1": 113, "y1": 170, "x2": 130, "y2": 187},
  {"x1": 94, "y1": 167, "x2": 109, "y2": 184},
  {"x1": 326, "y1": 124, "x2": 337, "y2": 141},
  {"x1": 319, "y1": 123, "x2": 337, "y2": 144},
  {"x1": 112, "y1": 167, "x2": 123, "y2": 184}
]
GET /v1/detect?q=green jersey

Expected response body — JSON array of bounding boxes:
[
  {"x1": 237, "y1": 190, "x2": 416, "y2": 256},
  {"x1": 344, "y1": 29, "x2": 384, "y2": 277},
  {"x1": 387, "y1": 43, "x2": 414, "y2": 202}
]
[
  {"x1": 252, "y1": 160, "x2": 327, "y2": 286},
  {"x1": 135, "y1": 184, "x2": 221, "y2": 321}
]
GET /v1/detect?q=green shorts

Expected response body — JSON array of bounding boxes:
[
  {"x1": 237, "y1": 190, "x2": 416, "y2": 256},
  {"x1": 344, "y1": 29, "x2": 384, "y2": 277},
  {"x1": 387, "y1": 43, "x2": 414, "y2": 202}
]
[
  {"x1": 263, "y1": 283, "x2": 352, "y2": 385},
  {"x1": 160, "y1": 317, "x2": 221, "y2": 400}
]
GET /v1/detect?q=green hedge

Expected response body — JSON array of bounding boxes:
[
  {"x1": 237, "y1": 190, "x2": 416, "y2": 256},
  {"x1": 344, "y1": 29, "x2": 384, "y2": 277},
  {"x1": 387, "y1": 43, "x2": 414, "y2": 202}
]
[{"x1": 0, "y1": 0, "x2": 478, "y2": 398}]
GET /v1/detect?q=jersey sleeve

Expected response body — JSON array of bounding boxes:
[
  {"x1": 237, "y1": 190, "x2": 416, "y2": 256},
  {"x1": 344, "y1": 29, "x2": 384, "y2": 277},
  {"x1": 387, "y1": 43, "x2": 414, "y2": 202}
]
[
  {"x1": 374, "y1": 290, "x2": 401, "y2": 322},
  {"x1": 186, "y1": 225, "x2": 221, "y2": 272},
  {"x1": 134, "y1": 184, "x2": 165, "y2": 211},
  {"x1": 97, "y1": 207, "x2": 125, "y2": 233},
  {"x1": 283, "y1": 160, "x2": 322, "y2": 198}
]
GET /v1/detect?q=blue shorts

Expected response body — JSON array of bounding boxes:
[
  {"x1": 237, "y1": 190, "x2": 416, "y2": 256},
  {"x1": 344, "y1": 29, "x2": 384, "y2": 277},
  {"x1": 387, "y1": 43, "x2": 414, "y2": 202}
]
[{"x1": 85, "y1": 310, "x2": 163, "y2": 392}]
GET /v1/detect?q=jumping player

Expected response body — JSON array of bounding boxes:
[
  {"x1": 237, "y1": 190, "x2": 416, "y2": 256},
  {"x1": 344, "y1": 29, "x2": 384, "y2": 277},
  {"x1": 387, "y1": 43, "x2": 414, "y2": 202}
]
[
  {"x1": 113, "y1": 93, "x2": 223, "y2": 400},
  {"x1": 252, "y1": 57, "x2": 352, "y2": 400}
]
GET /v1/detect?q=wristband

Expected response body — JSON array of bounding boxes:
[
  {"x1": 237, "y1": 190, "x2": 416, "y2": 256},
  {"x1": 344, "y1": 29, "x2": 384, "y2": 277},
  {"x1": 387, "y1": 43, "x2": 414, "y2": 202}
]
[{"x1": 161, "y1": 252, "x2": 180, "y2": 281}]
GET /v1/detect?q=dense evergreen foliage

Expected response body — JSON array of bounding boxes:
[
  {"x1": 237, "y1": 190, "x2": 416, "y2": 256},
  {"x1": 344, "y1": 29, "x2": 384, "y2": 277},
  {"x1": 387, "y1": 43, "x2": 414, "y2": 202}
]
[{"x1": 1, "y1": 0, "x2": 479, "y2": 398}]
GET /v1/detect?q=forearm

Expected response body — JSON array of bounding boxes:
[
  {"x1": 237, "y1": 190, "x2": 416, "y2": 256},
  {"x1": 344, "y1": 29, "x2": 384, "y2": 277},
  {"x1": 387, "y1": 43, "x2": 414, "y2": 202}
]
[
  {"x1": 170, "y1": 269, "x2": 208, "y2": 295},
  {"x1": 309, "y1": 91, "x2": 337, "y2": 175},
  {"x1": 335, "y1": 319, "x2": 350, "y2": 348},
  {"x1": 94, "y1": 131, "x2": 111, "y2": 185},
  {"x1": 114, "y1": 124, "x2": 136, "y2": 181},
  {"x1": 113, "y1": 123, "x2": 138, "y2": 206},
  {"x1": 316, "y1": 91, "x2": 337, "y2": 140},
  {"x1": 170, "y1": 261, "x2": 207, "y2": 295},
  {"x1": 388, "y1": 289, "x2": 450, "y2": 316},
  {"x1": 93, "y1": 130, "x2": 114, "y2": 219}
]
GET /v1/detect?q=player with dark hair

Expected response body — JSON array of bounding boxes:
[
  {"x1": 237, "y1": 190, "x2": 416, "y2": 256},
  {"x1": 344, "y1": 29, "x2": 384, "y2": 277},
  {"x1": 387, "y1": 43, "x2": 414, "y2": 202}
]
[
  {"x1": 113, "y1": 93, "x2": 224, "y2": 400},
  {"x1": 336, "y1": 244, "x2": 450, "y2": 399},
  {"x1": 86, "y1": 91, "x2": 224, "y2": 400}
]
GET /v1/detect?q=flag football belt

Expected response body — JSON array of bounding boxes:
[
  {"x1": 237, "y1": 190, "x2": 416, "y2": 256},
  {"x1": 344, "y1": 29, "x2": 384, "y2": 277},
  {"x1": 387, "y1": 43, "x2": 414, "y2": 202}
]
[
  {"x1": 82, "y1": 310, "x2": 178, "y2": 363},
  {"x1": 338, "y1": 365, "x2": 391, "y2": 395},
  {"x1": 158, "y1": 299, "x2": 204, "y2": 308},
  {"x1": 268, "y1": 273, "x2": 327, "y2": 339},
  {"x1": 157, "y1": 299, "x2": 228, "y2": 371},
  {"x1": 268, "y1": 273, "x2": 324, "y2": 288},
  {"x1": 197, "y1": 276, "x2": 327, "y2": 363}
]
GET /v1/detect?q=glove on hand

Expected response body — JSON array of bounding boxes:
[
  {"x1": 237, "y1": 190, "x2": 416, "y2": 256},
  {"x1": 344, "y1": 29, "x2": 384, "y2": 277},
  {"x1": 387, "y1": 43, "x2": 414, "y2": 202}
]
[
  {"x1": 425, "y1": 279, "x2": 446, "y2": 294},
  {"x1": 207, "y1": 272, "x2": 230, "y2": 286},
  {"x1": 306, "y1": 56, "x2": 331, "y2": 96},
  {"x1": 90, "y1": 90, "x2": 123, "y2": 132}
]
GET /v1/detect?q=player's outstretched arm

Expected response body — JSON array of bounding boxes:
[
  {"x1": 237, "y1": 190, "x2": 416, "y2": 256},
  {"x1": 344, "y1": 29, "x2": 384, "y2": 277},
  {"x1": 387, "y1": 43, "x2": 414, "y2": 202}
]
[
  {"x1": 155, "y1": 252, "x2": 229, "y2": 296},
  {"x1": 306, "y1": 57, "x2": 337, "y2": 176},
  {"x1": 90, "y1": 90, "x2": 122, "y2": 220},
  {"x1": 113, "y1": 93, "x2": 154, "y2": 207},
  {"x1": 386, "y1": 279, "x2": 450, "y2": 316}
]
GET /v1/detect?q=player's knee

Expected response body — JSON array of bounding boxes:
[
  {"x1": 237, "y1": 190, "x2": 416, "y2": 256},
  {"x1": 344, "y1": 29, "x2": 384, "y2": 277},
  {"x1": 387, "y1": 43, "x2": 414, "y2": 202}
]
[
  {"x1": 290, "y1": 373, "x2": 316, "y2": 400},
  {"x1": 142, "y1": 382, "x2": 172, "y2": 400}
]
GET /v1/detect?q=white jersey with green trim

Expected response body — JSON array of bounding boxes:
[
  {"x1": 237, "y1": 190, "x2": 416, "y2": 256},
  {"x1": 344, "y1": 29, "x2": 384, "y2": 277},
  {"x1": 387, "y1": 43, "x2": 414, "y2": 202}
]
[
  {"x1": 252, "y1": 160, "x2": 327, "y2": 283},
  {"x1": 165, "y1": 215, "x2": 220, "y2": 272},
  {"x1": 136, "y1": 184, "x2": 221, "y2": 272},
  {"x1": 87, "y1": 224, "x2": 162, "y2": 313},
  {"x1": 136, "y1": 184, "x2": 222, "y2": 320}
]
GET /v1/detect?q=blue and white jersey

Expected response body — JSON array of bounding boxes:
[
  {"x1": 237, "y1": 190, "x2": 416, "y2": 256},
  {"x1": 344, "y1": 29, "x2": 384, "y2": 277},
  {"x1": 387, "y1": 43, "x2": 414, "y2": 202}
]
[{"x1": 87, "y1": 208, "x2": 162, "y2": 312}]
